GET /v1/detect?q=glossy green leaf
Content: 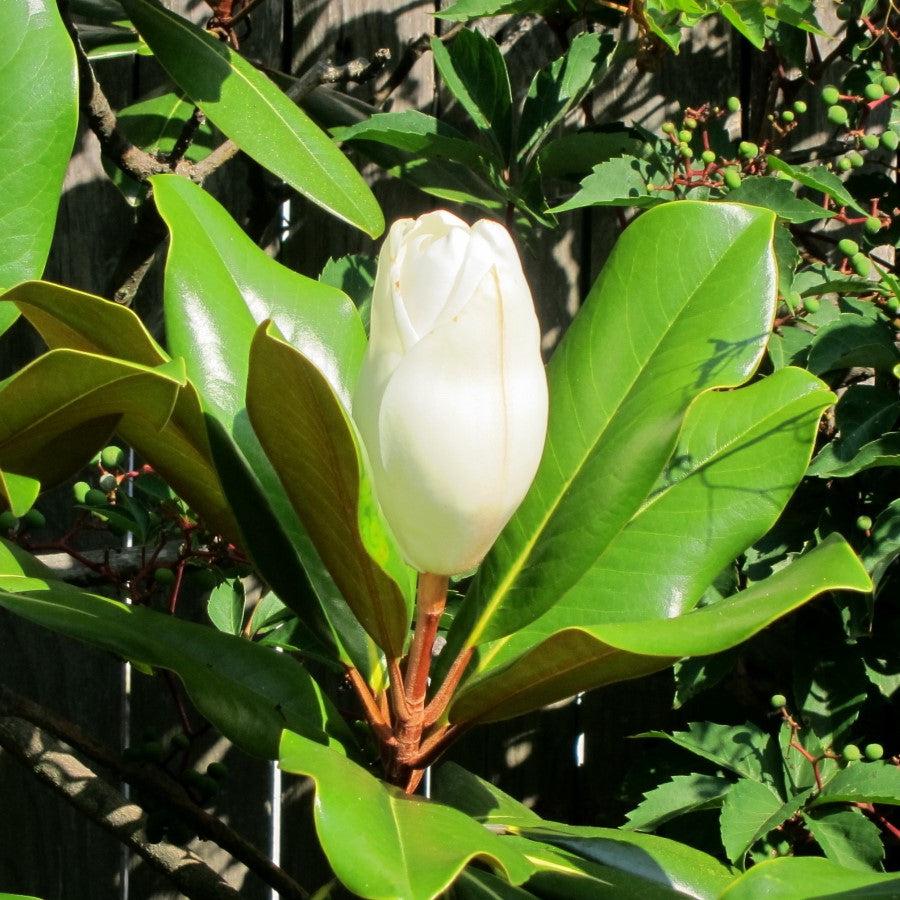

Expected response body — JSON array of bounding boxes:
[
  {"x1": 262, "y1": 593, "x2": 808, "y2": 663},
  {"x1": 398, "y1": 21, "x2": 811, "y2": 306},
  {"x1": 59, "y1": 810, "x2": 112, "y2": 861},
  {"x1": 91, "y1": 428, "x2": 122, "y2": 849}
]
[
  {"x1": 207, "y1": 579, "x2": 245, "y2": 635},
  {"x1": 723, "y1": 177, "x2": 833, "y2": 223},
  {"x1": 0, "y1": 547, "x2": 353, "y2": 759},
  {"x1": 454, "y1": 362, "x2": 832, "y2": 689},
  {"x1": 434, "y1": 763, "x2": 733, "y2": 900},
  {"x1": 121, "y1": 0, "x2": 383, "y2": 236},
  {"x1": 446, "y1": 203, "x2": 780, "y2": 664},
  {"x1": 807, "y1": 434, "x2": 900, "y2": 477},
  {"x1": 804, "y1": 808, "x2": 885, "y2": 872},
  {"x1": 430, "y1": 29, "x2": 512, "y2": 160},
  {"x1": 518, "y1": 32, "x2": 616, "y2": 161},
  {"x1": 0, "y1": 349, "x2": 181, "y2": 500},
  {"x1": 153, "y1": 174, "x2": 376, "y2": 671},
  {"x1": 807, "y1": 313, "x2": 900, "y2": 375},
  {"x1": 79, "y1": 23, "x2": 149, "y2": 59},
  {"x1": 247, "y1": 324, "x2": 414, "y2": 657},
  {"x1": 449, "y1": 536, "x2": 871, "y2": 724},
  {"x1": 3, "y1": 280, "x2": 239, "y2": 540},
  {"x1": 0, "y1": 0, "x2": 78, "y2": 335},
  {"x1": 720, "y1": 857, "x2": 900, "y2": 898},
  {"x1": 624, "y1": 774, "x2": 733, "y2": 831},
  {"x1": 812, "y1": 761, "x2": 900, "y2": 807},
  {"x1": 71, "y1": 0, "x2": 129, "y2": 25},
  {"x1": 279, "y1": 730, "x2": 534, "y2": 899},
  {"x1": 0, "y1": 472, "x2": 41, "y2": 518},
  {"x1": 450, "y1": 868, "x2": 536, "y2": 899}
]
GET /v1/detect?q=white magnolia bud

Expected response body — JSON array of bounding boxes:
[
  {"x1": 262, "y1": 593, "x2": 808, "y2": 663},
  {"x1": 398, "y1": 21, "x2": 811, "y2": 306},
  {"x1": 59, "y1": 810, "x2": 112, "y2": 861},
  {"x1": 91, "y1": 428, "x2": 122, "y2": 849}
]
[{"x1": 353, "y1": 210, "x2": 548, "y2": 576}]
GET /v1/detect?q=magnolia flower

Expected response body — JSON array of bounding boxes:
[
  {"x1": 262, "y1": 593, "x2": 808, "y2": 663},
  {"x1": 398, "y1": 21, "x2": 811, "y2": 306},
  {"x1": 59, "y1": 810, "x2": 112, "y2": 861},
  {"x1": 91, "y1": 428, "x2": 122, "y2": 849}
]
[{"x1": 353, "y1": 210, "x2": 548, "y2": 576}]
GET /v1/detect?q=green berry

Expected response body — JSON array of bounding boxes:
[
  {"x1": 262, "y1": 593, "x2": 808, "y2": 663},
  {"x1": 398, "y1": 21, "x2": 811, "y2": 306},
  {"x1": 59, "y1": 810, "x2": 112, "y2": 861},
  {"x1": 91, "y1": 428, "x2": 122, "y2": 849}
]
[
  {"x1": 883, "y1": 75, "x2": 900, "y2": 95},
  {"x1": 701, "y1": 149, "x2": 716, "y2": 164},
  {"x1": 679, "y1": 146, "x2": 693, "y2": 159},
  {"x1": 781, "y1": 110, "x2": 795, "y2": 123},
  {"x1": 851, "y1": 252, "x2": 871, "y2": 277},
  {"x1": 770, "y1": 693, "x2": 787, "y2": 709},
  {"x1": 838, "y1": 238, "x2": 859, "y2": 255},
  {"x1": 793, "y1": 100, "x2": 808, "y2": 114},
  {"x1": 98, "y1": 473, "x2": 118, "y2": 493},
  {"x1": 723, "y1": 168, "x2": 742, "y2": 189},
  {"x1": 662, "y1": 121, "x2": 676, "y2": 134},
  {"x1": 684, "y1": 117, "x2": 698, "y2": 130},
  {"x1": 864, "y1": 742, "x2": 884, "y2": 760},
  {"x1": 678, "y1": 129, "x2": 693, "y2": 143},
  {"x1": 862, "y1": 133, "x2": 880, "y2": 151},
  {"x1": 73, "y1": 481, "x2": 90, "y2": 503},
  {"x1": 207, "y1": 761, "x2": 229, "y2": 781},
  {"x1": 827, "y1": 105, "x2": 849, "y2": 126},
  {"x1": 0, "y1": 510, "x2": 18, "y2": 532},
  {"x1": 100, "y1": 445, "x2": 124, "y2": 470},
  {"x1": 822, "y1": 84, "x2": 841, "y2": 105},
  {"x1": 848, "y1": 151, "x2": 864, "y2": 168},
  {"x1": 887, "y1": 296, "x2": 900, "y2": 313},
  {"x1": 154, "y1": 567, "x2": 175, "y2": 585},
  {"x1": 865, "y1": 82, "x2": 886, "y2": 101},
  {"x1": 856, "y1": 514, "x2": 873, "y2": 530},
  {"x1": 865, "y1": 216, "x2": 882, "y2": 234},
  {"x1": 843, "y1": 743, "x2": 863, "y2": 761},
  {"x1": 836, "y1": 2, "x2": 852, "y2": 18},
  {"x1": 738, "y1": 141, "x2": 758, "y2": 158},
  {"x1": 803, "y1": 297, "x2": 821, "y2": 313},
  {"x1": 837, "y1": 156, "x2": 853, "y2": 172},
  {"x1": 21, "y1": 508, "x2": 45, "y2": 529},
  {"x1": 170, "y1": 732, "x2": 190, "y2": 750},
  {"x1": 881, "y1": 131, "x2": 899, "y2": 150},
  {"x1": 84, "y1": 488, "x2": 108, "y2": 508},
  {"x1": 727, "y1": 96, "x2": 741, "y2": 112}
]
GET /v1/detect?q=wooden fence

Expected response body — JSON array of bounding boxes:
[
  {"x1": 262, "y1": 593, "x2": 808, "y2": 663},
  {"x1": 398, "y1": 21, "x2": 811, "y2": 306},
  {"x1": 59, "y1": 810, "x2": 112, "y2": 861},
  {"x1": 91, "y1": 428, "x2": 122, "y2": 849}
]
[{"x1": 0, "y1": 0, "x2": 836, "y2": 896}]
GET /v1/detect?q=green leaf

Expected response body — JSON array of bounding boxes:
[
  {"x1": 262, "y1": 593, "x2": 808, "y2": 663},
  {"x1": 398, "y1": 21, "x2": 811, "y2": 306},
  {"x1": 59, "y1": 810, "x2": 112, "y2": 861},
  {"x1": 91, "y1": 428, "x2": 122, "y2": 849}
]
[
  {"x1": 813, "y1": 762, "x2": 900, "y2": 807},
  {"x1": 635, "y1": 722, "x2": 775, "y2": 783},
  {"x1": 153, "y1": 174, "x2": 376, "y2": 669},
  {"x1": 720, "y1": 1, "x2": 766, "y2": 48},
  {"x1": 0, "y1": 0, "x2": 78, "y2": 334},
  {"x1": 451, "y1": 868, "x2": 537, "y2": 899},
  {"x1": 246, "y1": 324, "x2": 414, "y2": 657},
  {"x1": 103, "y1": 91, "x2": 216, "y2": 204},
  {"x1": 430, "y1": 29, "x2": 512, "y2": 160},
  {"x1": 537, "y1": 130, "x2": 645, "y2": 181},
  {"x1": 719, "y1": 779, "x2": 790, "y2": 865},
  {"x1": 0, "y1": 350, "x2": 181, "y2": 499},
  {"x1": 625, "y1": 773, "x2": 733, "y2": 831},
  {"x1": 207, "y1": 579, "x2": 245, "y2": 635},
  {"x1": 863, "y1": 498, "x2": 900, "y2": 588},
  {"x1": 549, "y1": 156, "x2": 668, "y2": 212},
  {"x1": 723, "y1": 177, "x2": 833, "y2": 223},
  {"x1": 279, "y1": 730, "x2": 534, "y2": 899},
  {"x1": 80, "y1": 23, "x2": 149, "y2": 59},
  {"x1": 437, "y1": 0, "x2": 557, "y2": 20},
  {"x1": 433, "y1": 763, "x2": 735, "y2": 899},
  {"x1": 721, "y1": 857, "x2": 900, "y2": 898},
  {"x1": 0, "y1": 555, "x2": 353, "y2": 759},
  {"x1": 809, "y1": 384, "x2": 900, "y2": 477},
  {"x1": 772, "y1": 224, "x2": 799, "y2": 299},
  {"x1": 319, "y1": 254, "x2": 377, "y2": 334},
  {"x1": 804, "y1": 808, "x2": 885, "y2": 872},
  {"x1": 765, "y1": 157, "x2": 866, "y2": 214},
  {"x1": 3, "y1": 280, "x2": 239, "y2": 540},
  {"x1": 120, "y1": 0, "x2": 383, "y2": 236},
  {"x1": 807, "y1": 313, "x2": 900, "y2": 375},
  {"x1": 0, "y1": 472, "x2": 41, "y2": 518},
  {"x1": 807, "y1": 434, "x2": 900, "y2": 477},
  {"x1": 518, "y1": 32, "x2": 616, "y2": 162},
  {"x1": 449, "y1": 536, "x2": 871, "y2": 725},
  {"x1": 446, "y1": 202, "x2": 780, "y2": 663},
  {"x1": 71, "y1": 0, "x2": 129, "y2": 24}
]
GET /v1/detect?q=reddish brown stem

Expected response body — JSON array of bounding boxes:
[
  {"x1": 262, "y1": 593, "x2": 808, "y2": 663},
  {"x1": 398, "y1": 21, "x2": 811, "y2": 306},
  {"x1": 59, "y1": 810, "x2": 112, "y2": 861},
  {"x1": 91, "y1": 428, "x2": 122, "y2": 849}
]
[{"x1": 423, "y1": 647, "x2": 474, "y2": 729}]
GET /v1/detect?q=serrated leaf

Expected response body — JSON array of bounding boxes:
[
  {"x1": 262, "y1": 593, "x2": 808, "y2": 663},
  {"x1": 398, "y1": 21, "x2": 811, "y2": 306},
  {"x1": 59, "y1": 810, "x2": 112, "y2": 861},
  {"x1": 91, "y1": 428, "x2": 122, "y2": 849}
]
[
  {"x1": 766, "y1": 157, "x2": 866, "y2": 214},
  {"x1": 724, "y1": 177, "x2": 834, "y2": 223},
  {"x1": 625, "y1": 773, "x2": 733, "y2": 830},
  {"x1": 121, "y1": 0, "x2": 382, "y2": 236},
  {"x1": 550, "y1": 156, "x2": 668, "y2": 212},
  {"x1": 719, "y1": 779, "x2": 787, "y2": 865},
  {"x1": 804, "y1": 807, "x2": 885, "y2": 872},
  {"x1": 813, "y1": 762, "x2": 900, "y2": 807},
  {"x1": 207, "y1": 579, "x2": 245, "y2": 635}
]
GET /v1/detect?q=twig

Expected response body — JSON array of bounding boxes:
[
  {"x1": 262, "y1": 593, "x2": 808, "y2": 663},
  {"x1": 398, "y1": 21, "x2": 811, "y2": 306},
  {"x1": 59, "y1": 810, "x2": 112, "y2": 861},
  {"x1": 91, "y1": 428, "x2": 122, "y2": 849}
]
[
  {"x1": 0, "y1": 714, "x2": 242, "y2": 900},
  {"x1": 0, "y1": 684, "x2": 308, "y2": 900},
  {"x1": 373, "y1": 24, "x2": 463, "y2": 106}
]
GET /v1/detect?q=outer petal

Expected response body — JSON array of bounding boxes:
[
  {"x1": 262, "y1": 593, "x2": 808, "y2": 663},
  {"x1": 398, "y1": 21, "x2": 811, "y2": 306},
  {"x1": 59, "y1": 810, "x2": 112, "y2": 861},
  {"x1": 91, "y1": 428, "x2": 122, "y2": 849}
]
[{"x1": 373, "y1": 262, "x2": 547, "y2": 574}]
